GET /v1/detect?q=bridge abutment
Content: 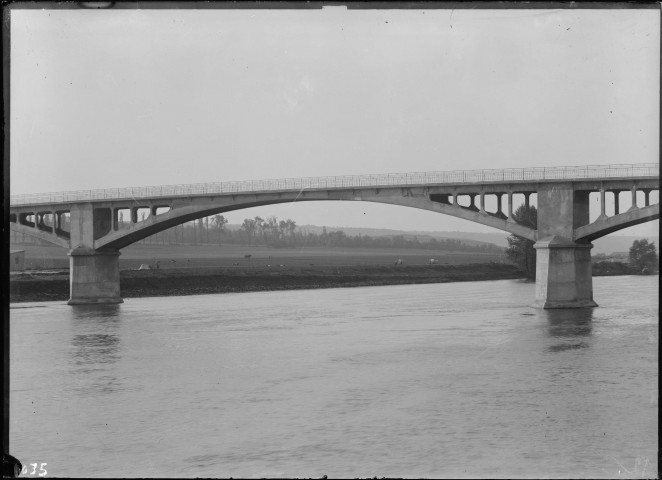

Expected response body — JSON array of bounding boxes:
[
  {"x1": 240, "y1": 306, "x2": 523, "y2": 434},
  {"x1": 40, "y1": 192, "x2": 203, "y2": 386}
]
[{"x1": 68, "y1": 248, "x2": 123, "y2": 305}]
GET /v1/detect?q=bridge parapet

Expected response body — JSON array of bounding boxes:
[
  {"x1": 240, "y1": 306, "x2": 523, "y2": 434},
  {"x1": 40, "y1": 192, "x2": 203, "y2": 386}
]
[{"x1": 10, "y1": 163, "x2": 658, "y2": 207}]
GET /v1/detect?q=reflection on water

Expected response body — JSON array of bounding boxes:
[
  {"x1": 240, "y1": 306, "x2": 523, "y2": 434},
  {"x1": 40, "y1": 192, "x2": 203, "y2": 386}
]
[
  {"x1": 543, "y1": 308, "x2": 593, "y2": 352},
  {"x1": 70, "y1": 304, "x2": 121, "y2": 320},
  {"x1": 69, "y1": 305, "x2": 123, "y2": 395},
  {"x1": 544, "y1": 308, "x2": 594, "y2": 338}
]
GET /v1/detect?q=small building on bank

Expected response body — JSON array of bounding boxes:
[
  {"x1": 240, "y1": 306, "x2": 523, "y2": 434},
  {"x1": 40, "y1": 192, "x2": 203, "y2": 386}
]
[{"x1": 10, "y1": 250, "x2": 25, "y2": 271}]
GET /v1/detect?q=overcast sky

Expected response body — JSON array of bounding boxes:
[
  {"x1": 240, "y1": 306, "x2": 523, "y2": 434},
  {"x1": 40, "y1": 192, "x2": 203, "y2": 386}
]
[{"x1": 10, "y1": 6, "x2": 660, "y2": 235}]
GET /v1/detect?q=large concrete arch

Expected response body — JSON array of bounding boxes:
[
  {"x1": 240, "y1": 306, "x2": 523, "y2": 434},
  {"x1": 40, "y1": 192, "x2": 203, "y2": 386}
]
[
  {"x1": 9, "y1": 222, "x2": 71, "y2": 249},
  {"x1": 364, "y1": 194, "x2": 537, "y2": 241},
  {"x1": 95, "y1": 199, "x2": 296, "y2": 250},
  {"x1": 94, "y1": 191, "x2": 537, "y2": 250},
  {"x1": 574, "y1": 204, "x2": 660, "y2": 242}
]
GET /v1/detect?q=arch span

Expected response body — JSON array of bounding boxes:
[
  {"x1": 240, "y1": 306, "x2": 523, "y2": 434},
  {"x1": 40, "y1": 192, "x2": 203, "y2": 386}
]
[
  {"x1": 95, "y1": 199, "x2": 296, "y2": 250},
  {"x1": 574, "y1": 204, "x2": 660, "y2": 242},
  {"x1": 9, "y1": 222, "x2": 71, "y2": 249},
  {"x1": 94, "y1": 191, "x2": 538, "y2": 250},
  {"x1": 367, "y1": 194, "x2": 537, "y2": 241}
]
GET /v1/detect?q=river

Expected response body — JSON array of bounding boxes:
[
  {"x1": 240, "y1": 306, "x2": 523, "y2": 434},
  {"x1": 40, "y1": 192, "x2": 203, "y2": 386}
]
[{"x1": 9, "y1": 276, "x2": 658, "y2": 478}]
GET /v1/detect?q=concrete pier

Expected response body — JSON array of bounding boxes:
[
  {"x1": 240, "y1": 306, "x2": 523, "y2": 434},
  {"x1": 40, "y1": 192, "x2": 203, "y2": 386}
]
[
  {"x1": 534, "y1": 237, "x2": 597, "y2": 308},
  {"x1": 68, "y1": 249, "x2": 123, "y2": 305},
  {"x1": 534, "y1": 184, "x2": 597, "y2": 308}
]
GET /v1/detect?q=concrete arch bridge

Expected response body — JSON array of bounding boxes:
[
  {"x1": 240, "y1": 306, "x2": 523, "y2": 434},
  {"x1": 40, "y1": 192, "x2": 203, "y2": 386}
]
[{"x1": 10, "y1": 163, "x2": 659, "y2": 308}]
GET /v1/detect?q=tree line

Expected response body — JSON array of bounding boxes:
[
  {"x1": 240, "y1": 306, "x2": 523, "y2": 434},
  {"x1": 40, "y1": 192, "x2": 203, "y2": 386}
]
[
  {"x1": 114, "y1": 214, "x2": 503, "y2": 253},
  {"x1": 504, "y1": 205, "x2": 537, "y2": 279}
]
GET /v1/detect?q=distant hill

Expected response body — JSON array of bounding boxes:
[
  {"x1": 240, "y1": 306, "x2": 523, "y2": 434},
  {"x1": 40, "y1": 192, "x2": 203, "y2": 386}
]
[{"x1": 295, "y1": 225, "x2": 658, "y2": 255}]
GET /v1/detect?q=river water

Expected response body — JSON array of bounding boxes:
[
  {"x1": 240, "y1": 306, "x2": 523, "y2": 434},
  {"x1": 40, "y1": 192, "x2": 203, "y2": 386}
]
[{"x1": 9, "y1": 276, "x2": 658, "y2": 479}]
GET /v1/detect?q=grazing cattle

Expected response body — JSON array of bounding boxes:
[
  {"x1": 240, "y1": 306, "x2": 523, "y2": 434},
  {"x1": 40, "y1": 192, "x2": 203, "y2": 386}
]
[
  {"x1": 429, "y1": 258, "x2": 439, "y2": 265},
  {"x1": 244, "y1": 254, "x2": 252, "y2": 260},
  {"x1": 232, "y1": 262, "x2": 239, "y2": 266},
  {"x1": 394, "y1": 258, "x2": 403, "y2": 266}
]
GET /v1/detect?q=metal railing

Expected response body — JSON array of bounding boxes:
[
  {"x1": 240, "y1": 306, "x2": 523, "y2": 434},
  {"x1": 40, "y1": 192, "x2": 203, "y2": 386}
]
[{"x1": 9, "y1": 163, "x2": 659, "y2": 206}]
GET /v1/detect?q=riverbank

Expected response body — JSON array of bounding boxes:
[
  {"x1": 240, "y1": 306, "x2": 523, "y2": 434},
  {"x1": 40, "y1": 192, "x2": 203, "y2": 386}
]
[{"x1": 10, "y1": 263, "x2": 522, "y2": 303}]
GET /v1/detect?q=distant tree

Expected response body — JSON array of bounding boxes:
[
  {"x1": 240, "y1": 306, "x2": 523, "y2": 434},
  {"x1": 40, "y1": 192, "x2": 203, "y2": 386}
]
[
  {"x1": 212, "y1": 215, "x2": 228, "y2": 244},
  {"x1": 253, "y1": 216, "x2": 264, "y2": 243},
  {"x1": 320, "y1": 226, "x2": 330, "y2": 246},
  {"x1": 505, "y1": 205, "x2": 537, "y2": 279},
  {"x1": 629, "y1": 239, "x2": 658, "y2": 274},
  {"x1": 265, "y1": 216, "x2": 279, "y2": 243},
  {"x1": 198, "y1": 218, "x2": 205, "y2": 244},
  {"x1": 277, "y1": 219, "x2": 292, "y2": 237},
  {"x1": 241, "y1": 218, "x2": 258, "y2": 245}
]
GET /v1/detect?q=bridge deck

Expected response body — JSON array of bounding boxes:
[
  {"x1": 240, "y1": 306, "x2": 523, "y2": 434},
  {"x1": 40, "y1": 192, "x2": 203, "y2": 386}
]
[{"x1": 10, "y1": 163, "x2": 659, "y2": 207}]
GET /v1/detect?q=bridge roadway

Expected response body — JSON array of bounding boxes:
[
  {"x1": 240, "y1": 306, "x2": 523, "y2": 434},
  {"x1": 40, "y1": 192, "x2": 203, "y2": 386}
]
[{"x1": 9, "y1": 163, "x2": 660, "y2": 308}]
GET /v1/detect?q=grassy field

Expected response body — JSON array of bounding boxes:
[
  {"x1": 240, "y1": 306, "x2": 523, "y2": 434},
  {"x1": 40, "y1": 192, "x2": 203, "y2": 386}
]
[
  {"x1": 9, "y1": 242, "x2": 516, "y2": 303},
  {"x1": 11, "y1": 242, "x2": 509, "y2": 271},
  {"x1": 10, "y1": 242, "x2": 650, "y2": 303}
]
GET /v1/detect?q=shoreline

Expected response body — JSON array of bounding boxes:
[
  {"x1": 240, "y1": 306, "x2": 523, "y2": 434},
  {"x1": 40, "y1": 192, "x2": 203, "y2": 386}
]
[
  {"x1": 9, "y1": 262, "x2": 651, "y2": 304},
  {"x1": 10, "y1": 263, "x2": 523, "y2": 303}
]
